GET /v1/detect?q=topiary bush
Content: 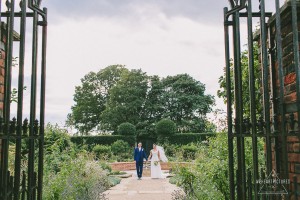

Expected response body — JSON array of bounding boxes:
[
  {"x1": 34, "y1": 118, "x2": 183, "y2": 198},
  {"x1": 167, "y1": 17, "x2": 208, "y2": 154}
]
[
  {"x1": 156, "y1": 119, "x2": 176, "y2": 141},
  {"x1": 182, "y1": 144, "x2": 198, "y2": 160},
  {"x1": 92, "y1": 145, "x2": 111, "y2": 160},
  {"x1": 111, "y1": 140, "x2": 132, "y2": 161},
  {"x1": 117, "y1": 122, "x2": 136, "y2": 136}
]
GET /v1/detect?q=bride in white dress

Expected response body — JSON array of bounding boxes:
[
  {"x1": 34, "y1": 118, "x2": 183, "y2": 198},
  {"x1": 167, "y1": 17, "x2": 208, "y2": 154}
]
[{"x1": 148, "y1": 144, "x2": 168, "y2": 179}]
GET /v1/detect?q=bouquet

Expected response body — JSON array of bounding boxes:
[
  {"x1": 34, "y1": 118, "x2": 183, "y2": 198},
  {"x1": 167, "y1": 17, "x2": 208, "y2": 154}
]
[{"x1": 154, "y1": 161, "x2": 159, "y2": 166}]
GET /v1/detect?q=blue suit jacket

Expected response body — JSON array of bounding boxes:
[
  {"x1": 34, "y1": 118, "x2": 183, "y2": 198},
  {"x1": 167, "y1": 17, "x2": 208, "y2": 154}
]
[{"x1": 134, "y1": 147, "x2": 147, "y2": 162}]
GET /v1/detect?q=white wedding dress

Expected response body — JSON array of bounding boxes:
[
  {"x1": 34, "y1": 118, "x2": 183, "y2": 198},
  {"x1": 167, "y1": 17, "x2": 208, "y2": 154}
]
[{"x1": 150, "y1": 150, "x2": 165, "y2": 179}]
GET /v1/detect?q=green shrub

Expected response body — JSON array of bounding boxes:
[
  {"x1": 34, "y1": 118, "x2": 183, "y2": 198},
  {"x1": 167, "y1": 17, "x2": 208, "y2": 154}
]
[
  {"x1": 169, "y1": 175, "x2": 180, "y2": 185},
  {"x1": 92, "y1": 145, "x2": 111, "y2": 160},
  {"x1": 43, "y1": 154, "x2": 110, "y2": 200},
  {"x1": 117, "y1": 122, "x2": 136, "y2": 136},
  {"x1": 108, "y1": 170, "x2": 126, "y2": 175},
  {"x1": 156, "y1": 119, "x2": 176, "y2": 140},
  {"x1": 108, "y1": 176, "x2": 121, "y2": 187},
  {"x1": 171, "y1": 132, "x2": 265, "y2": 199},
  {"x1": 44, "y1": 124, "x2": 72, "y2": 152},
  {"x1": 164, "y1": 143, "x2": 178, "y2": 158},
  {"x1": 111, "y1": 140, "x2": 132, "y2": 161},
  {"x1": 182, "y1": 144, "x2": 198, "y2": 160},
  {"x1": 99, "y1": 162, "x2": 112, "y2": 173},
  {"x1": 22, "y1": 124, "x2": 119, "y2": 199}
]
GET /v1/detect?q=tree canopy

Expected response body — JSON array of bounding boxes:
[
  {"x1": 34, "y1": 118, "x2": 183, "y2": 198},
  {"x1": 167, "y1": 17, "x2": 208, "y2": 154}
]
[
  {"x1": 70, "y1": 65, "x2": 128, "y2": 134},
  {"x1": 69, "y1": 65, "x2": 214, "y2": 135}
]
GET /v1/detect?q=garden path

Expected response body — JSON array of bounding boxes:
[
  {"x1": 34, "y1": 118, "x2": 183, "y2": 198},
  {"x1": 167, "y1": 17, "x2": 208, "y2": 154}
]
[{"x1": 103, "y1": 170, "x2": 182, "y2": 200}]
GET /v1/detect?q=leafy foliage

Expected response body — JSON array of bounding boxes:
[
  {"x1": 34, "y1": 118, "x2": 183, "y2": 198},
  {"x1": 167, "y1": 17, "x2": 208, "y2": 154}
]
[
  {"x1": 92, "y1": 145, "x2": 111, "y2": 160},
  {"x1": 69, "y1": 66, "x2": 214, "y2": 135},
  {"x1": 155, "y1": 118, "x2": 176, "y2": 140},
  {"x1": 111, "y1": 140, "x2": 132, "y2": 161},
  {"x1": 101, "y1": 69, "x2": 148, "y2": 131},
  {"x1": 117, "y1": 122, "x2": 136, "y2": 136},
  {"x1": 70, "y1": 65, "x2": 128, "y2": 134},
  {"x1": 182, "y1": 144, "x2": 198, "y2": 160},
  {"x1": 217, "y1": 42, "x2": 262, "y2": 117},
  {"x1": 161, "y1": 74, "x2": 215, "y2": 132},
  {"x1": 42, "y1": 124, "x2": 116, "y2": 199},
  {"x1": 44, "y1": 154, "x2": 110, "y2": 200},
  {"x1": 171, "y1": 132, "x2": 265, "y2": 199}
]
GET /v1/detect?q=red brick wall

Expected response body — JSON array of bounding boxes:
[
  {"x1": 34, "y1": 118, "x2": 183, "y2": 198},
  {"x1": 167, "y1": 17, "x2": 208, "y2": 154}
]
[{"x1": 269, "y1": 2, "x2": 300, "y2": 195}]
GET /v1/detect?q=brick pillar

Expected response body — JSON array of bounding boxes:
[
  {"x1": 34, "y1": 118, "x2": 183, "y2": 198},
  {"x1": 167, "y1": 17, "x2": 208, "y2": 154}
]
[{"x1": 268, "y1": 1, "x2": 300, "y2": 195}]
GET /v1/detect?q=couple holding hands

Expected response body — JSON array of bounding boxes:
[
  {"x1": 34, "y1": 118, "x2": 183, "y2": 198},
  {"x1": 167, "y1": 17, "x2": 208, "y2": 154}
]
[{"x1": 133, "y1": 142, "x2": 168, "y2": 180}]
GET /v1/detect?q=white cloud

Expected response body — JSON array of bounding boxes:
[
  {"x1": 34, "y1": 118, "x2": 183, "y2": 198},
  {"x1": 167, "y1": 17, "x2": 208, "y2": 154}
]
[{"x1": 45, "y1": 12, "x2": 227, "y2": 124}]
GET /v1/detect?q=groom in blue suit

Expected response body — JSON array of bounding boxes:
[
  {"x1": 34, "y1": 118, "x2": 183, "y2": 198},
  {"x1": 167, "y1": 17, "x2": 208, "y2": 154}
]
[{"x1": 134, "y1": 142, "x2": 148, "y2": 180}]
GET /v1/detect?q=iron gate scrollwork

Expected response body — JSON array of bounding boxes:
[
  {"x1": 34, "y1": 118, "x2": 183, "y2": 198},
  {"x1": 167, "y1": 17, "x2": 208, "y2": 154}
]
[
  {"x1": 224, "y1": 0, "x2": 300, "y2": 199},
  {"x1": 0, "y1": 0, "x2": 47, "y2": 199}
]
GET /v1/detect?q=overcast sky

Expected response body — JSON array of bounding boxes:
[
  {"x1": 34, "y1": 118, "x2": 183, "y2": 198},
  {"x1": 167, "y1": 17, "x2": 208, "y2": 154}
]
[{"x1": 6, "y1": 1, "x2": 283, "y2": 127}]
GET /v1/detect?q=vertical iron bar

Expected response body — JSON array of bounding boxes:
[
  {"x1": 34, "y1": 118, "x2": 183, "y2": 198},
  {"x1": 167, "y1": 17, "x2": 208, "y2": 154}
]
[
  {"x1": 13, "y1": 1, "x2": 26, "y2": 199},
  {"x1": 291, "y1": 0, "x2": 300, "y2": 133},
  {"x1": 248, "y1": 170, "x2": 252, "y2": 200},
  {"x1": 233, "y1": 10, "x2": 246, "y2": 200},
  {"x1": 259, "y1": 0, "x2": 272, "y2": 178},
  {"x1": 260, "y1": 168, "x2": 266, "y2": 200},
  {"x1": 275, "y1": 1, "x2": 289, "y2": 198},
  {"x1": 37, "y1": 8, "x2": 47, "y2": 200},
  {"x1": 224, "y1": 7, "x2": 235, "y2": 200},
  {"x1": 2, "y1": 0, "x2": 15, "y2": 199},
  {"x1": 294, "y1": 175, "x2": 298, "y2": 199},
  {"x1": 246, "y1": 1, "x2": 259, "y2": 198},
  {"x1": 28, "y1": 9, "x2": 38, "y2": 200},
  {"x1": 21, "y1": 171, "x2": 25, "y2": 200},
  {"x1": 268, "y1": 21, "x2": 282, "y2": 200}
]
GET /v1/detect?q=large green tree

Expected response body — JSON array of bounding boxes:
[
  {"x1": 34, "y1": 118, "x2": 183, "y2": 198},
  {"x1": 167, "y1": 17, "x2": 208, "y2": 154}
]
[
  {"x1": 100, "y1": 69, "x2": 148, "y2": 132},
  {"x1": 70, "y1": 65, "x2": 128, "y2": 134},
  {"x1": 69, "y1": 66, "x2": 215, "y2": 135},
  {"x1": 136, "y1": 75, "x2": 165, "y2": 138},
  {"x1": 161, "y1": 74, "x2": 215, "y2": 132}
]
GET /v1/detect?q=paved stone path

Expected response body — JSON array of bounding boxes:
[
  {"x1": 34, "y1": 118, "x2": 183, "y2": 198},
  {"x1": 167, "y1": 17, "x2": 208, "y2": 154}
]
[{"x1": 103, "y1": 171, "x2": 182, "y2": 200}]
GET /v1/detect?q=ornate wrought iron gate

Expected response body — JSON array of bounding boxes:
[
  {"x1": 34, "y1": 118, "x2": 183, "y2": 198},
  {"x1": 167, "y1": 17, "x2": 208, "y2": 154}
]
[
  {"x1": 0, "y1": 0, "x2": 47, "y2": 199},
  {"x1": 224, "y1": 0, "x2": 300, "y2": 199}
]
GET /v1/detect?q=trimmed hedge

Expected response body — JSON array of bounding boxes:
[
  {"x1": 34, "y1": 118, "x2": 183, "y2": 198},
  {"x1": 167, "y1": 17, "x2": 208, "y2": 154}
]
[
  {"x1": 166, "y1": 133, "x2": 215, "y2": 145},
  {"x1": 71, "y1": 135, "x2": 136, "y2": 147},
  {"x1": 70, "y1": 133, "x2": 215, "y2": 148}
]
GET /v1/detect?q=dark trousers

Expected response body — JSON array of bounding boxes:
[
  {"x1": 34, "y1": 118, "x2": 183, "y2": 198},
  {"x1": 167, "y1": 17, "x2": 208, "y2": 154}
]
[{"x1": 136, "y1": 161, "x2": 143, "y2": 178}]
